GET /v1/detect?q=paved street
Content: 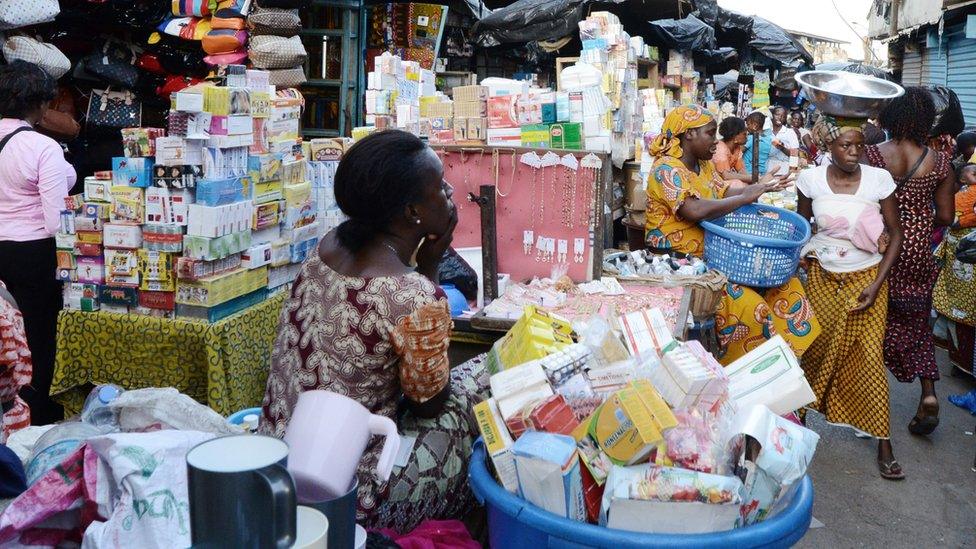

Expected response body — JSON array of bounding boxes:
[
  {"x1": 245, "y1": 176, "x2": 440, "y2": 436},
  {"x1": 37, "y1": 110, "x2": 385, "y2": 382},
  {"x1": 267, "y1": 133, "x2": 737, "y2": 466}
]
[{"x1": 798, "y1": 348, "x2": 976, "y2": 548}]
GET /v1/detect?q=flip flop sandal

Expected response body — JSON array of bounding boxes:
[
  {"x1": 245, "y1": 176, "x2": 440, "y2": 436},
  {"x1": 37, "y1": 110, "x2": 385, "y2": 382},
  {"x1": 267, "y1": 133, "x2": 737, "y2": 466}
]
[{"x1": 878, "y1": 459, "x2": 905, "y2": 481}]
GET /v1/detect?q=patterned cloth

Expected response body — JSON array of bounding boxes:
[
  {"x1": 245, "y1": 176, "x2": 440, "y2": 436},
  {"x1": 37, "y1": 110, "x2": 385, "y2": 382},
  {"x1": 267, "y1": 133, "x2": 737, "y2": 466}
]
[
  {"x1": 866, "y1": 144, "x2": 948, "y2": 382},
  {"x1": 259, "y1": 253, "x2": 488, "y2": 532},
  {"x1": 0, "y1": 283, "x2": 30, "y2": 441},
  {"x1": 52, "y1": 293, "x2": 285, "y2": 416},
  {"x1": 716, "y1": 278, "x2": 820, "y2": 365},
  {"x1": 644, "y1": 157, "x2": 727, "y2": 254},
  {"x1": 933, "y1": 227, "x2": 976, "y2": 325},
  {"x1": 801, "y1": 261, "x2": 890, "y2": 438},
  {"x1": 810, "y1": 115, "x2": 868, "y2": 150},
  {"x1": 648, "y1": 105, "x2": 714, "y2": 160}
]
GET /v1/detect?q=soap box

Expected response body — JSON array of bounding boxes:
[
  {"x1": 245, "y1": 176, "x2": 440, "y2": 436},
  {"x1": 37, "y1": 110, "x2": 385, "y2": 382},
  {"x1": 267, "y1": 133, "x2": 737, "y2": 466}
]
[
  {"x1": 98, "y1": 285, "x2": 139, "y2": 307},
  {"x1": 103, "y1": 223, "x2": 143, "y2": 249},
  {"x1": 512, "y1": 431, "x2": 585, "y2": 521},
  {"x1": 473, "y1": 398, "x2": 519, "y2": 494},
  {"x1": 103, "y1": 249, "x2": 140, "y2": 287},
  {"x1": 76, "y1": 256, "x2": 105, "y2": 284}
]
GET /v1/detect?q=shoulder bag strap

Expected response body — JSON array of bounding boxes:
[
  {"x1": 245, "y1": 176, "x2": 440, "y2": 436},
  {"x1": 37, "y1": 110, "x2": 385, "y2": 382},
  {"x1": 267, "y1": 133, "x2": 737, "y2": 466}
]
[
  {"x1": 0, "y1": 126, "x2": 35, "y2": 155},
  {"x1": 898, "y1": 147, "x2": 929, "y2": 185}
]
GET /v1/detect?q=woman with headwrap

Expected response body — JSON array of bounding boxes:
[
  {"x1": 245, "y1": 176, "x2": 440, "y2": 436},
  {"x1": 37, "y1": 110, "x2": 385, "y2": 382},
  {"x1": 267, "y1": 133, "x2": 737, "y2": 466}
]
[
  {"x1": 645, "y1": 105, "x2": 820, "y2": 364},
  {"x1": 798, "y1": 115, "x2": 905, "y2": 480}
]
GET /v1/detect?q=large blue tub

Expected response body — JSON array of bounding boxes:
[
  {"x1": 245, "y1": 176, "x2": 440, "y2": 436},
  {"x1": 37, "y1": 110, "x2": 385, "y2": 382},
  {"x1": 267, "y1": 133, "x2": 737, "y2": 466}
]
[{"x1": 468, "y1": 439, "x2": 814, "y2": 548}]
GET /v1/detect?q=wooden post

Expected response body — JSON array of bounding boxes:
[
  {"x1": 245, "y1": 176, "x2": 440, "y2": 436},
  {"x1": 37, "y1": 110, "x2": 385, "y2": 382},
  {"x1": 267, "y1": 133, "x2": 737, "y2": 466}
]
[{"x1": 471, "y1": 184, "x2": 499, "y2": 302}]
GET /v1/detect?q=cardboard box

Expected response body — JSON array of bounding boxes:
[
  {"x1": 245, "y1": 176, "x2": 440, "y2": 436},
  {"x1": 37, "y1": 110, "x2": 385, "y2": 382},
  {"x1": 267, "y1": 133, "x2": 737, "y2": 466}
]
[
  {"x1": 725, "y1": 335, "x2": 816, "y2": 416},
  {"x1": 153, "y1": 164, "x2": 201, "y2": 189},
  {"x1": 98, "y1": 285, "x2": 139, "y2": 307},
  {"x1": 473, "y1": 399, "x2": 519, "y2": 494},
  {"x1": 83, "y1": 202, "x2": 111, "y2": 221},
  {"x1": 486, "y1": 128, "x2": 521, "y2": 147},
  {"x1": 455, "y1": 100, "x2": 487, "y2": 119},
  {"x1": 241, "y1": 242, "x2": 273, "y2": 269},
  {"x1": 83, "y1": 177, "x2": 112, "y2": 203},
  {"x1": 174, "y1": 89, "x2": 205, "y2": 112},
  {"x1": 512, "y1": 431, "x2": 585, "y2": 521},
  {"x1": 109, "y1": 187, "x2": 145, "y2": 224},
  {"x1": 252, "y1": 179, "x2": 284, "y2": 204},
  {"x1": 76, "y1": 256, "x2": 105, "y2": 284},
  {"x1": 453, "y1": 85, "x2": 488, "y2": 102},
  {"x1": 103, "y1": 223, "x2": 143, "y2": 249},
  {"x1": 426, "y1": 102, "x2": 454, "y2": 120},
  {"x1": 521, "y1": 124, "x2": 551, "y2": 148},
  {"x1": 550, "y1": 123, "x2": 583, "y2": 150},
  {"x1": 112, "y1": 157, "x2": 154, "y2": 188},
  {"x1": 73, "y1": 242, "x2": 102, "y2": 257},
  {"x1": 137, "y1": 250, "x2": 176, "y2": 285},
  {"x1": 139, "y1": 290, "x2": 176, "y2": 311},
  {"x1": 75, "y1": 230, "x2": 103, "y2": 245},
  {"x1": 121, "y1": 128, "x2": 164, "y2": 158},
  {"x1": 182, "y1": 232, "x2": 253, "y2": 261},
  {"x1": 56, "y1": 250, "x2": 76, "y2": 269},
  {"x1": 488, "y1": 95, "x2": 519, "y2": 128},
  {"x1": 467, "y1": 118, "x2": 487, "y2": 141},
  {"x1": 176, "y1": 266, "x2": 269, "y2": 307}
]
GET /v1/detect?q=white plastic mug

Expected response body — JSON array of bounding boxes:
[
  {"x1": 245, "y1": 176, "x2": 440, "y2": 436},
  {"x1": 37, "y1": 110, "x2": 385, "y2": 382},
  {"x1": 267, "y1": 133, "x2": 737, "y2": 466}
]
[
  {"x1": 295, "y1": 506, "x2": 329, "y2": 549},
  {"x1": 285, "y1": 391, "x2": 400, "y2": 501}
]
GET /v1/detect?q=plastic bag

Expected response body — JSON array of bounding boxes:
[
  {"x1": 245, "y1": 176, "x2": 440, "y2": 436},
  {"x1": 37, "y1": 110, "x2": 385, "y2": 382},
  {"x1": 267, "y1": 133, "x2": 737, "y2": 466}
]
[
  {"x1": 471, "y1": 0, "x2": 617, "y2": 48},
  {"x1": 927, "y1": 86, "x2": 965, "y2": 139},
  {"x1": 107, "y1": 388, "x2": 240, "y2": 434},
  {"x1": 646, "y1": 14, "x2": 715, "y2": 51},
  {"x1": 629, "y1": 464, "x2": 743, "y2": 504}
]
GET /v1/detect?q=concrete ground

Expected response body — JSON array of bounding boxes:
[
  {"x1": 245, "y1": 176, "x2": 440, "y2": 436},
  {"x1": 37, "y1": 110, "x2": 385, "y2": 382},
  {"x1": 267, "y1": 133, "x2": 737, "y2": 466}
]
[{"x1": 797, "y1": 348, "x2": 976, "y2": 548}]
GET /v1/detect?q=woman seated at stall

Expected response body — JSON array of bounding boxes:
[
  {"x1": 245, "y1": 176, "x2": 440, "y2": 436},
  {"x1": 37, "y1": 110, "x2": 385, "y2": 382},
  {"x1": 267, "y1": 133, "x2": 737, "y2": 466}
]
[
  {"x1": 797, "y1": 116, "x2": 904, "y2": 479},
  {"x1": 259, "y1": 130, "x2": 488, "y2": 532},
  {"x1": 713, "y1": 116, "x2": 751, "y2": 188},
  {"x1": 645, "y1": 105, "x2": 821, "y2": 364}
]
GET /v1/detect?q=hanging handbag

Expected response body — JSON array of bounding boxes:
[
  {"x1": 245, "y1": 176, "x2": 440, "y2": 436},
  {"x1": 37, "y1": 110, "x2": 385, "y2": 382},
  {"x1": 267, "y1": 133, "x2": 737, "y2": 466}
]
[
  {"x1": 37, "y1": 86, "x2": 81, "y2": 142},
  {"x1": 247, "y1": 7, "x2": 300, "y2": 37},
  {"x1": 249, "y1": 35, "x2": 306, "y2": 69},
  {"x1": 83, "y1": 40, "x2": 140, "y2": 89},
  {"x1": 201, "y1": 28, "x2": 247, "y2": 55},
  {"x1": 0, "y1": 0, "x2": 59, "y2": 30},
  {"x1": 2, "y1": 35, "x2": 71, "y2": 79},
  {"x1": 86, "y1": 88, "x2": 142, "y2": 129},
  {"x1": 148, "y1": 34, "x2": 210, "y2": 77}
]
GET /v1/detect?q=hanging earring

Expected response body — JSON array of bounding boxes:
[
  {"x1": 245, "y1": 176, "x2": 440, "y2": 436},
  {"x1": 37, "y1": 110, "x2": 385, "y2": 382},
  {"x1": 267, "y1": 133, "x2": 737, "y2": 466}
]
[{"x1": 415, "y1": 219, "x2": 422, "y2": 224}]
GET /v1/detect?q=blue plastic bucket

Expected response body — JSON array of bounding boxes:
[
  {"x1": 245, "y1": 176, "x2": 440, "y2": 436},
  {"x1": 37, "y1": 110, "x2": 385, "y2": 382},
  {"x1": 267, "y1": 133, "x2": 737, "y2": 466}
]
[
  {"x1": 468, "y1": 439, "x2": 814, "y2": 548},
  {"x1": 227, "y1": 407, "x2": 262, "y2": 426}
]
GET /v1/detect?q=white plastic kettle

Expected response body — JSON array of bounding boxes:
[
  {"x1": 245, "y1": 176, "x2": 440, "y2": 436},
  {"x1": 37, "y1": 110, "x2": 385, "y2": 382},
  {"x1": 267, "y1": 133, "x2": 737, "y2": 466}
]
[{"x1": 285, "y1": 390, "x2": 400, "y2": 501}]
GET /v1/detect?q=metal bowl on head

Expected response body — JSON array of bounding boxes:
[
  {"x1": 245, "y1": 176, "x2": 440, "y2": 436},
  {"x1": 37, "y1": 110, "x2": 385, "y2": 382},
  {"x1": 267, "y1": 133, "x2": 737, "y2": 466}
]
[{"x1": 795, "y1": 70, "x2": 904, "y2": 118}]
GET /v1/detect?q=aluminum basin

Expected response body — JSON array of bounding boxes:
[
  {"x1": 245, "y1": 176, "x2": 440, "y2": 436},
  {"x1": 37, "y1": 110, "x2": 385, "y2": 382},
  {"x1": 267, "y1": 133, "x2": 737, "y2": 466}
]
[{"x1": 795, "y1": 70, "x2": 904, "y2": 117}]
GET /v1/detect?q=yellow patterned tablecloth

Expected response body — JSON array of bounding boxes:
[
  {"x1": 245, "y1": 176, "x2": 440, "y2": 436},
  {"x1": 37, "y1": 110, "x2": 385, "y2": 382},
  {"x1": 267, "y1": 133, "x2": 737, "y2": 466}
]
[{"x1": 51, "y1": 293, "x2": 286, "y2": 416}]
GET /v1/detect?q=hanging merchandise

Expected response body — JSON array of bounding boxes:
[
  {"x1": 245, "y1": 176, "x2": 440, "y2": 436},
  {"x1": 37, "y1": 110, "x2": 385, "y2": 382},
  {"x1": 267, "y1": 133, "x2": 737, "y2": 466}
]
[
  {"x1": 2, "y1": 36, "x2": 71, "y2": 79},
  {"x1": 171, "y1": 0, "x2": 212, "y2": 18},
  {"x1": 82, "y1": 43, "x2": 141, "y2": 89},
  {"x1": 157, "y1": 17, "x2": 214, "y2": 40},
  {"x1": 86, "y1": 88, "x2": 143, "y2": 129},
  {"x1": 927, "y1": 86, "x2": 965, "y2": 139},
  {"x1": 752, "y1": 71, "x2": 770, "y2": 109},
  {"x1": 247, "y1": 7, "x2": 301, "y2": 37},
  {"x1": 201, "y1": 28, "x2": 249, "y2": 56},
  {"x1": 248, "y1": 35, "x2": 308, "y2": 69},
  {"x1": 268, "y1": 67, "x2": 307, "y2": 87},
  {"x1": 38, "y1": 87, "x2": 82, "y2": 141},
  {"x1": 0, "y1": 0, "x2": 59, "y2": 30}
]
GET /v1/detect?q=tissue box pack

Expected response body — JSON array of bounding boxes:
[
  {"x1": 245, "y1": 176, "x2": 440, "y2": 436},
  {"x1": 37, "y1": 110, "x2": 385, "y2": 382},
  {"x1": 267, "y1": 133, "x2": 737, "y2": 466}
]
[
  {"x1": 76, "y1": 256, "x2": 105, "y2": 284},
  {"x1": 601, "y1": 463, "x2": 742, "y2": 534},
  {"x1": 102, "y1": 224, "x2": 142, "y2": 249},
  {"x1": 99, "y1": 285, "x2": 139, "y2": 307},
  {"x1": 176, "y1": 266, "x2": 268, "y2": 307},
  {"x1": 473, "y1": 398, "x2": 519, "y2": 494},
  {"x1": 153, "y1": 164, "x2": 202, "y2": 189},
  {"x1": 103, "y1": 249, "x2": 140, "y2": 287},
  {"x1": 112, "y1": 157, "x2": 154, "y2": 188},
  {"x1": 513, "y1": 431, "x2": 585, "y2": 521},
  {"x1": 241, "y1": 242, "x2": 273, "y2": 269},
  {"x1": 650, "y1": 342, "x2": 725, "y2": 410},
  {"x1": 487, "y1": 95, "x2": 518, "y2": 128},
  {"x1": 195, "y1": 177, "x2": 249, "y2": 207},
  {"x1": 183, "y1": 231, "x2": 252, "y2": 261},
  {"x1": 121, "y1": 127, "x2": 164, "y2": 158},
  {"x1": 142, "y1": 224, "x2": 184, "y2": 253},
  {"x1": 110, "y1": 187, "x2": 145, "y2": 224},
  {"x1": 268, "y1": 263, "x2": 301, "y2": 289},
  {"x1": 616, "y1": 308, "x2": 674, "y2": 358},
  {"x1": 725, "y1": 335, "x2": 816, "y2": 416},
  {"x1": 83, "y1": 177, "x2": 112, "y2": 203},
  {"x1": 175, "y1": 254, "x2": 242, "y2": 281}
]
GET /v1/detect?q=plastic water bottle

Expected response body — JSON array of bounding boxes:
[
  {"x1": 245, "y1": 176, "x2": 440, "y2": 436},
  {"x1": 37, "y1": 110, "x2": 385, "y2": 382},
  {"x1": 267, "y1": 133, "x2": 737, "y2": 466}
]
[{"x1": 80, "y1": 384, "x2": 124, "y2": 428}]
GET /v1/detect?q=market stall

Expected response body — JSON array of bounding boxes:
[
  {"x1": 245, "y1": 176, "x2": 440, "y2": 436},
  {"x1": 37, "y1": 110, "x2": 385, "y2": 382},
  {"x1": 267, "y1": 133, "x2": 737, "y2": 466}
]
[{"x1": 51, "y1": 293, "x2": 284, "y2": 416}]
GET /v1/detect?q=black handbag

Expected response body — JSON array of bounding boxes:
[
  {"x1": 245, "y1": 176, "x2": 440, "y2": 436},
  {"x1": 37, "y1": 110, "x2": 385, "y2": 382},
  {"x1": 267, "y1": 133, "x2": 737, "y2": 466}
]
[
  {"x1": 82, "y1": 40, "x2": 140, "y2": 89},
  {"x1": 147, "y1": 34, "x2": 210, "y2": 78},
  {"x1": 86, "y1": 87, "x2": 142, "y2": 129}
]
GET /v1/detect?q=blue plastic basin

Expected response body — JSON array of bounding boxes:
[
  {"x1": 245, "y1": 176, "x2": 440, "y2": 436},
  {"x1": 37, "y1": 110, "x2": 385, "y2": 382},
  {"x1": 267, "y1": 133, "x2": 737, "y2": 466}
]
[
  {"x1": 226, "y1": 407, "x2": 262, "y2": 426},
  {"x1": 468, "y1": 439, "x2": 814, "y2": 548}
]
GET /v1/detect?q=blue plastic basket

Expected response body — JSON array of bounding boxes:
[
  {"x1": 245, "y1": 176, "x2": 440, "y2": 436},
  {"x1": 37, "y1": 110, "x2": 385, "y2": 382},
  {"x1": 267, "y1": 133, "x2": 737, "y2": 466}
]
[
  {"x1": 700, "y1": 204, "x2": 810, "y2": 288},
  {"x1": 469, "y1": 439, "x2": 814, "y2": 549}
]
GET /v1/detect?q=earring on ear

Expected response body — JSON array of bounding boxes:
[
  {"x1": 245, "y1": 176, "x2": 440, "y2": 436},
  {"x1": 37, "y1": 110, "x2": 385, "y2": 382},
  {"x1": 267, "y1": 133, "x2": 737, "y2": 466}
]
[{"x1": 415, "y1": 219, "x2": 422, "y2": 225}]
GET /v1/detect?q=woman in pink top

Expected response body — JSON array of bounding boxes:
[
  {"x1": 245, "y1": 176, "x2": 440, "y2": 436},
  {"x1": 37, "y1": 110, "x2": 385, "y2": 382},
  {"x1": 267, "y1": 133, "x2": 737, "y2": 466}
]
[{"x1": 0, "y1": 61, "x2": 75, "y2": 424}]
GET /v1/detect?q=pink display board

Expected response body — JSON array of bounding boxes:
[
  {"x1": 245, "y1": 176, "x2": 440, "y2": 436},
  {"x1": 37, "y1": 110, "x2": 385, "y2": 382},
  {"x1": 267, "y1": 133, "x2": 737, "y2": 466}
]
[{"x1": 434, "y1": 146, "x2": 606, "y2": 283}]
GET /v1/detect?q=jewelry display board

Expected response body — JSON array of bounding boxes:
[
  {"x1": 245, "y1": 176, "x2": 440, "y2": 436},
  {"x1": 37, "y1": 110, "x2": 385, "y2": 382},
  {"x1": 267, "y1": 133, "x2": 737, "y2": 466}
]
[{"x1": 432, "y1": 145, "x2": 611, "y2": 283}]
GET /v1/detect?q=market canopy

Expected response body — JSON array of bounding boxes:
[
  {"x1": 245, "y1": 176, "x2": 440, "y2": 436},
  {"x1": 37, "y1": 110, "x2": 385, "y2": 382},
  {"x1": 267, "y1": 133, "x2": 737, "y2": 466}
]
[
  {"x1": 815, "y1": 62, "x2": 892, "y2": 81},
  {"x1": 470, "y1": 0, "x2": 622, "y2": 47},
  {"x1": 693, "y1": 0, "x2": 813, "y2": 67}
]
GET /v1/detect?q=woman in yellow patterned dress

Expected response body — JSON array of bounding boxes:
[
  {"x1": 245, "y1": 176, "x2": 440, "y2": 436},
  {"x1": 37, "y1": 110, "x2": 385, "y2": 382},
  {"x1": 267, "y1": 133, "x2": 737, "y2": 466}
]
[{"x1": 645, "y1": 105, "x2": 820, "y2": 364}]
